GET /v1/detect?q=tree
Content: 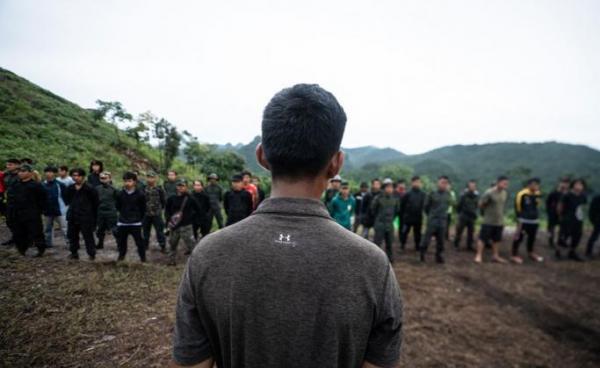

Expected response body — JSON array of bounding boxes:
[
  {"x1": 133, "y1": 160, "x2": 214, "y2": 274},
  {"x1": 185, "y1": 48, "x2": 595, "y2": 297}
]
[{"x1": 93, "y1": 100, "x2": 133, "y2": 143}]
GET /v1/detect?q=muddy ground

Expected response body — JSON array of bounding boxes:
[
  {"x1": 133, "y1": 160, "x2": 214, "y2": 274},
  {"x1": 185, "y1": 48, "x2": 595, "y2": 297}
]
[{"x1": 1, "y1": 222, "x2": 599, "y2": 368}]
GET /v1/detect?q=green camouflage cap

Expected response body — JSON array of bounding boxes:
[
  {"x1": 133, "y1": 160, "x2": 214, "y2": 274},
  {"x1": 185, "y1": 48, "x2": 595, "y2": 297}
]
[
  {"x1": 19, "y1": 163, "x2": 33, "y2": 172},
  {"x1": 176, "y1": 178, "x2": 188, "y2": 186},
  {"x1": 146, "y1": 170, "x2": 157, "y2": 177}
]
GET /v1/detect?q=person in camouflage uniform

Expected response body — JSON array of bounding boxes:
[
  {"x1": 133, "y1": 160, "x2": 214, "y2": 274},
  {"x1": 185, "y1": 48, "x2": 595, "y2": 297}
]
[
  {"x1": 205, "y1": 173, "x2": 224, "y2": 229},
  {"x1": 371, "y1": 178, "x2": 400, "y2": 263},
  {"x1": 420, "y1": 176, "x2": 451, "y2": 264},
  {"x1": 165, "y1": 179, "x2": 202, "y2": 265},
  {"x1": 95, "y1": 172, "x2": 117, "y2": 249},
  {"x1": 142, "y1": 171, "x2": 166, "y2": 252}
]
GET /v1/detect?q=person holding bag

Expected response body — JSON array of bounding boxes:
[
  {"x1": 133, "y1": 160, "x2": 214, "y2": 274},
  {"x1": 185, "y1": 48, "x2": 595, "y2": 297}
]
[{"x1": 165, "y1": 179, "x2": 202, "y2": 265}]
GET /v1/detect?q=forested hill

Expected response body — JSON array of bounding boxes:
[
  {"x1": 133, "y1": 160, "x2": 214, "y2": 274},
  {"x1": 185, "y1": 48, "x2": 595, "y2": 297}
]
[
  {"x1": 225, "y1": 138, "x2": 600, "y2": 191},
  {"x1": 0, "y1": 67, "x2": 172, "y2": 175}
]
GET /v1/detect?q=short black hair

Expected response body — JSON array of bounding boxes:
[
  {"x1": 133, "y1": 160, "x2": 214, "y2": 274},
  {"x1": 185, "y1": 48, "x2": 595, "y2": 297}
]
[
  {"x1": 527, "y1": 177, "x2": 541, "y2": 185},
  {"x1": 6, "y1": 158, "x2": 21, "y2": 164},
  {"x1": 438, "y1": 175, "x2": 449, "y2": 181},
  {"x1": 261, "y1": 84, "x2": 346, "y2": 178},
  {"x1": 69, "y1": 168, "x2": 85, "y2": 177},
  {"x1": 193, "y1": 179, "x2": 204, "y2": 186},
  {"x1": 497, "y1": 175, "x2": 509, "y2": 182},
  {"x1": 360, "y1": 182, "x2": 369, "y2": 188},
  {"x1": 241, "y1": 170, "x2": 252, "y2": 177},
  {"x1": 21, "y1": 158, "x2": 33, "y2": 164},
  {"x1": 411, "y1": 176, "x2": 421, "y2": 182},
  {"x1": 168, "y1": 170, "x2": 178, "y2": 175},
  {"x1": 44, "y1": 166, "x2": 58, "y2": 173},
  {"x1": 371, "y1": 178, "x2": 381, "y2": 184},
  {"x1": 560, "y1": 176, "x2": 571, "y2": 183},
  {"x1": 396, "y1": 179, "x2": 406, "y2": 185},
  {"x1": 468, "y1": 179, "x2": 477, "y2": 183},
  {"x1": 123, "y1": 171, "x2": 138, "y2": 181},
  {"x1": 59, "y1": 165, "x2": 69, "y2": 172}
]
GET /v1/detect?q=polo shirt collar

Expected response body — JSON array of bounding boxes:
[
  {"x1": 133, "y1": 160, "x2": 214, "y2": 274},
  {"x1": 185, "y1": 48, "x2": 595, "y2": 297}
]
[{"x1": 254, "y1": 197, "x2": 331, "y2": 219}]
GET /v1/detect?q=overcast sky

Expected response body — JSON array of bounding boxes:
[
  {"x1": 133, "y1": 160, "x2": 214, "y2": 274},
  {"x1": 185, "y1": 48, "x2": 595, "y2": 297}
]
[{"x1": 1, "y1": 0, "x2": 599, "y2": 154}]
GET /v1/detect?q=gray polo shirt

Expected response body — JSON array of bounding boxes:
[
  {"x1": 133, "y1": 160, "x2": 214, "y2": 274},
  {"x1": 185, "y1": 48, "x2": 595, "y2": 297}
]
[{"x1": 173, "y1": 197, "x2": 403, "y2": 368}]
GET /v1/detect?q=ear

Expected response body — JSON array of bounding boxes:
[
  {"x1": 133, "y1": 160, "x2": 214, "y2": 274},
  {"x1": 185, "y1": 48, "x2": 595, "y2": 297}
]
[
  {"x1": 255, "y1": 143, "x2": 271, "y2": 172},
  {"x1": 325, "y1": 150, "x2": 344, "y2": 179}
]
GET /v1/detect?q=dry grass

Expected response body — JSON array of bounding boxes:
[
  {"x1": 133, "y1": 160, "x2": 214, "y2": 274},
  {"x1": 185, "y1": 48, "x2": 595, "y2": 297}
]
[{"x1": 1, "y1": 224, "x2": 600, "y2": 367}]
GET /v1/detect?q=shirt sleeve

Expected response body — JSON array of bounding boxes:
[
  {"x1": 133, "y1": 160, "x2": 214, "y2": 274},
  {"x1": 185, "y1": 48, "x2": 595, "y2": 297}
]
[
  {"x1": 364, "y1": 264, "x2": 403, "y2": 367},
  {"x1": 172, "y1": 260, "x2": 212, "y2": 365}
]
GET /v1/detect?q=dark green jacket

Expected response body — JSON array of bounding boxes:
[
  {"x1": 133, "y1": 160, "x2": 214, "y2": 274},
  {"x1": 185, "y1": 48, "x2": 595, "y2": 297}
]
[
  {"x1": 96, "y1": 183, "x2": 118, "y2": 218},
  {"x1": 205, "y1": 183, "x2": 223, "y2": 209},
  {"x1": 164, "y1": 181, "x2": 178, "y2": 199},
  {"x1": 371, "y1": 193, "x2": 400, "y2": 230},
  {"x1": 457, "y1": 189, "x2": 479, "y2": 221},
  {"x1": 424, "y1": 190, "x2": 450, "y2": 227}
]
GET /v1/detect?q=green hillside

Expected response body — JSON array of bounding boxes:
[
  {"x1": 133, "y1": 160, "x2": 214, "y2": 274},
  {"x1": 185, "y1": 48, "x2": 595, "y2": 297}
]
[
  {"x1": 396, "y1": 142, "x2": 600, "y2": 192},
  {"x1": 225, "y1": 136, "x2": 600, "y2": 193},
  {"x1": 0, "y1": 67, "x2": 195, "y2": 180}
]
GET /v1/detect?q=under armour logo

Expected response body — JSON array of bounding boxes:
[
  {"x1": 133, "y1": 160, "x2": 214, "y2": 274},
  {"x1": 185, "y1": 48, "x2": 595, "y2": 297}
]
[{"x1": 275, "y1": 233, "x2": 296, "y2": 246}]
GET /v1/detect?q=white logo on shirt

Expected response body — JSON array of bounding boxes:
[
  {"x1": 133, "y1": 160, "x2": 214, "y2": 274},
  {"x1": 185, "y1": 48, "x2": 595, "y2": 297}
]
[{"x1": 275, "y1": 233, "x2": 296, "y2": 247}]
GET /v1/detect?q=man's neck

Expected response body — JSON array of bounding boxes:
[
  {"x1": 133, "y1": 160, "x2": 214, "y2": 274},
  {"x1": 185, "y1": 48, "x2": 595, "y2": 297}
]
[{"x1": 270, "y1": 176, "x2": 328, "y2": 200}]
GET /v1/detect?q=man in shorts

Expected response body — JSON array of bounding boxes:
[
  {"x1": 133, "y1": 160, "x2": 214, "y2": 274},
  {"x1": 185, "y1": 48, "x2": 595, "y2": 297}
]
[{"x1": 474, "y1": 176, "x2": 509, "y2": 264}]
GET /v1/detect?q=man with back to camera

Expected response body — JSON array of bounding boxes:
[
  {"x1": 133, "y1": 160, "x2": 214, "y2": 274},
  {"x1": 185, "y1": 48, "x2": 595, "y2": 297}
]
[{"x1": 171, "y1": 84, "x2": 403, "y2": 368}]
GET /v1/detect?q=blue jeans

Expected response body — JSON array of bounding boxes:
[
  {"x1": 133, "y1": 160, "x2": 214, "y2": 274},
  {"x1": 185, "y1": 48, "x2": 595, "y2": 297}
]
[{"x1": 44, "y1": 215, "x2": 68, "y2": 247}]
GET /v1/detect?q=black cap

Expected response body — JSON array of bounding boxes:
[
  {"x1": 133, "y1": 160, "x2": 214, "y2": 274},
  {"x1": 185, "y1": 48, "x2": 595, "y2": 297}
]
[{"x1": 231, "y1": 174, "x2": 243, "y2": 182}]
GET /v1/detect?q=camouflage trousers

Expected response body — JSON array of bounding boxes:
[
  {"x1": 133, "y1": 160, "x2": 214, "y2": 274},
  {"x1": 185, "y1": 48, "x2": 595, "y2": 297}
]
[{"x1": 168, "y1": 224, "x2": 196, "y2": 261}]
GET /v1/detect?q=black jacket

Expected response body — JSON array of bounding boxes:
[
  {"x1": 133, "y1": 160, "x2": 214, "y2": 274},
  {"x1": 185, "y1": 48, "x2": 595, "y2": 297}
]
[
  {"x1": 360, "y1": 190, "x2": 381, "y2": 227},
  {"x1": 42, "y1": 179, "x2": 66, "y2": 217},
  {"x1": 589, "y1": 195, "x2": 600, "y2": 226},
  {"x1": 546, "y1": 190, "x2": 563, "y2": 219},
  {"x1": 10, "y1": 179, "x2": 46, "y2": 220},
  {"x1": 87, "y1": 172, "x2": 102, "y2": 188},
  {"x1": 224, "y1": 190, "x2": 253, "y2": 224},
  {"x1": 64, "y1": 183, "x2": 99, "y2": 223},
  {"x1": 166, "y1": 193, "x2": 203, "y2": 229},
  {"x1": 115, "y1": 189, "x2": 146, "y2": 224},
  {"x1": 400, "y1": 188, "x2": 426, "y2": 224},
  {"x1": 192, "y1": 191, "x2": 211, "y2": 223},
  {"x1": 457, "y1": 189, "x2": 479, "y2": 221}
]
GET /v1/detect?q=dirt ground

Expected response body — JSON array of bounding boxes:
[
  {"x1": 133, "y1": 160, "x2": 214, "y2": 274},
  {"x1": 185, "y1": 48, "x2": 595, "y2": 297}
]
[{"x1": 1, "y1": 222, "x2": 599, "y2": 368}]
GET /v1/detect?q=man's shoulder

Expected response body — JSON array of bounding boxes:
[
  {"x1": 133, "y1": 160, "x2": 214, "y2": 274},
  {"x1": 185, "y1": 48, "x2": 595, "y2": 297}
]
[{"x1": 192, "y1": 214, "x2": 389, "y2": 265}]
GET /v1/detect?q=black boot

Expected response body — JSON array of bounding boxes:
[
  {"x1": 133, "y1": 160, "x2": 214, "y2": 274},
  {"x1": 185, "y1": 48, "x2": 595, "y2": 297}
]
[
  {"x1": 419, "y1": 252, "x2": 426, "y2": 263},
  {"x1": 436, "y1": 254, "x2": 445, "y2": 264},
  {"x1": 568, "y1": 250, "x2": 584, "y2": 262}
]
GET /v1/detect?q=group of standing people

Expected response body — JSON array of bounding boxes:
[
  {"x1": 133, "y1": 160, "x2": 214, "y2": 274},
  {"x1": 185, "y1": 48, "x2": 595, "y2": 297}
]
[
  {"x1": 324, "y1": 174, "x2": 600, "y2": 264},
  {"x1": 0, "y1": 158, "x2": 265, "y2": 265}
]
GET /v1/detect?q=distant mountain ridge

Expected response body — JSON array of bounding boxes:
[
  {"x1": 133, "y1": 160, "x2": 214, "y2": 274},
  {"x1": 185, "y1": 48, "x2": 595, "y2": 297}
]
[{"x1": 220, "y1": 137, "x2": 600, "y2": 191}]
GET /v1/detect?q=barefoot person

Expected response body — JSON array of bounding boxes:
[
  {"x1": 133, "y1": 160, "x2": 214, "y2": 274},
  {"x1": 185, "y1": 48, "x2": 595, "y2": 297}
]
[
  {"x1": 172, "y1": 84, "x2": 403, "y2": 368},
  {"x1": 474, "y1": 176, "x2": 509, "y2": 264},
  {"x1": 511, "y1": 178, "x2": 543, "y2": 264}
]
